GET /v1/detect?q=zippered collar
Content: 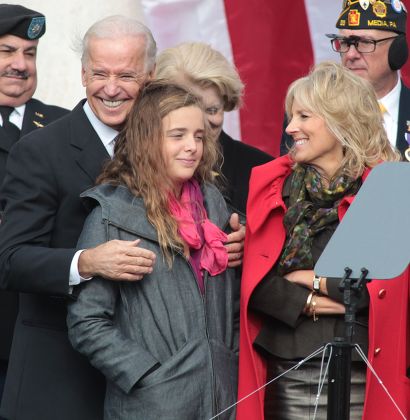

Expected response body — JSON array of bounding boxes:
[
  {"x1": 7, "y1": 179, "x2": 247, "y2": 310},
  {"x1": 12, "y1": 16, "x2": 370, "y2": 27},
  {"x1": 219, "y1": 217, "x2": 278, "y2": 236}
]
[{"x1": 80, "y1": 182, "x2": 230, "y2": 241}]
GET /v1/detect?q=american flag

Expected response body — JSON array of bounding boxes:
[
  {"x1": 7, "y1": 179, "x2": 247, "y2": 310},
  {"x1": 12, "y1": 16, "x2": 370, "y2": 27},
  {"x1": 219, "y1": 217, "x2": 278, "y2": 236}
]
[{"x1": 141, "y1": 0, "x2": 410, "y2": 157}]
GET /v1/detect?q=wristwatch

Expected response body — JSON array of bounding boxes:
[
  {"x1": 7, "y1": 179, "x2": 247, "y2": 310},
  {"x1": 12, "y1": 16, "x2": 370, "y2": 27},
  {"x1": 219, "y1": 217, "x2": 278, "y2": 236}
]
[{"x1": 312, "y1": 275, "x2": 322, "y2": 292}]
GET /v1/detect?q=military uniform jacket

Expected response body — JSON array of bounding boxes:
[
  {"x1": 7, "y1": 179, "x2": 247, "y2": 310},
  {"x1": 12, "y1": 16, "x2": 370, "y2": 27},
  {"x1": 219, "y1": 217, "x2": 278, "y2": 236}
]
[
  {"x1": 0, "y1": 98, "x2": 68, "y2": 184},
  {"x1": 0, "y1": 100, "x2": 107, "y2": 420},
  {"x1": 0, "y1": 98, "x2": 68, "y2": 363}
]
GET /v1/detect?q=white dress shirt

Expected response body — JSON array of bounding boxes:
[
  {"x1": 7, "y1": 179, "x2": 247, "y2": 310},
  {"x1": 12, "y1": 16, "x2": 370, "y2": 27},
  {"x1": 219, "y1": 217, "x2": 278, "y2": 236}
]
[
  {"x1": 378, "y1": 78, "x2": 401, "y2": 148},
  {"x1": 0, "y1": 104, "x2": 26, "y2": 129}
]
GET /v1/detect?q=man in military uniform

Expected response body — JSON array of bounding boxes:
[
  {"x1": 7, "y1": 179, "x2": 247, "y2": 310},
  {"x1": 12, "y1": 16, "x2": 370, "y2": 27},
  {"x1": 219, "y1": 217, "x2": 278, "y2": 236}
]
[
  {"x1": 0, "y1": 4, "x2": 68, "y2": 405},
  {"x1": 0, "y1": 4, "x2": 68, "y2": 183}
]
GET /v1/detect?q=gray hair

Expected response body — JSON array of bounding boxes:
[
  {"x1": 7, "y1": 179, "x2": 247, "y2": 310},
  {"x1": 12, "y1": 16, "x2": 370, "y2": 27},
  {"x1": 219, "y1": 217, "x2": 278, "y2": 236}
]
[{"x1": 80, "y1": 15, "x2": 157, "y2": 73}]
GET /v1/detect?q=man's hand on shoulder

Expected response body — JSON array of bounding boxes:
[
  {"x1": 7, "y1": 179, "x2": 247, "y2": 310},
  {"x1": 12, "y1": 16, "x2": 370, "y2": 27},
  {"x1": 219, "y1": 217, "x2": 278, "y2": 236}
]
[
  {"x1": 225, "y1": 213, "x2": 245, "y2": 268},
  {"x1": 78, "y1": 239, "x2": 156, "y2": 281}
]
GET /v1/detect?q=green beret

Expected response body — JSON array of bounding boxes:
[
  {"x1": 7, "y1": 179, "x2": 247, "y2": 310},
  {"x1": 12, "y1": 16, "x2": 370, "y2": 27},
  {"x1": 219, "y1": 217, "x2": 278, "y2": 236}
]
[
  {"x1": 336, "y1": 0, "x2": 407, "y2": 34},
  {"x1": 0, "y1": 4, "x2": 45, "y2": 40}
]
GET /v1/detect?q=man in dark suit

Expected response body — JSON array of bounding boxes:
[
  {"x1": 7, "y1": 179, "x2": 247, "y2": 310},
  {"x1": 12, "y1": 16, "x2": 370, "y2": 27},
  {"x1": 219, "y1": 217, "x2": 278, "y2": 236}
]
[
  {"x1": 281, "y1": 0, "x2": 410, "y2": 158},
  {"x1": 0, "y1": 15, "x2": 159, "y2": 420},
  {"x1": 219, "y1": 130, "x2": 272, "y2": 216},
  {"x1": 0, "y1": 4, "x2": 68, "y2": 405},
  {"x1": 0, "y1": 14, "x2": 244, "y2": 420}
]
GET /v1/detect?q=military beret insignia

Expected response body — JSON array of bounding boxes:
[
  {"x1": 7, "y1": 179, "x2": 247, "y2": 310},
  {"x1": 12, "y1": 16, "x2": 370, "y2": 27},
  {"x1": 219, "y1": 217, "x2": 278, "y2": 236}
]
[
  {"x1": 0, "y1": 4, "x2": 46, "y2": 40},
  {"x1": 27, "y1": 17, "x2": 45, "y2": 39}
]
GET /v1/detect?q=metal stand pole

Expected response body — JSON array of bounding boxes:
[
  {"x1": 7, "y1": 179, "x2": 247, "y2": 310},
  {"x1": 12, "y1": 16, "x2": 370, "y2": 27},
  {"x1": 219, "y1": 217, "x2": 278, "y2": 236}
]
[
  {"x1": 327, "y1": 338, "x2": 352, "y2": 419},
  {"x1": 326, "y1": 267, "x2": 369, "y2": 420}
]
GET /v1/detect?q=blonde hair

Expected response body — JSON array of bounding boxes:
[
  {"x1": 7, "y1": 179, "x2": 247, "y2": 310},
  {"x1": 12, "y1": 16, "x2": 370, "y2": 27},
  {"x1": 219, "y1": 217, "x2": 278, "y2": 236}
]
[
  {"x1": 98, "y1": 81, "x2": 218, "y2": 265},
  {"x1": 156, "y1": 42, "x2": 244, "y2": 111},
  {"x1": 285, "y1": 61, "x2": 401, "y2": 178}
]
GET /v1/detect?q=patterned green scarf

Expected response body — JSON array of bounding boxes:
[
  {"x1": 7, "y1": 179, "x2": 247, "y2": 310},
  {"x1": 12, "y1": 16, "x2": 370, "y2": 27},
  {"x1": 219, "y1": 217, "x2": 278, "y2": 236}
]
[{"x1": 277, "y1": 165, "x2": 361, "y2": 276}]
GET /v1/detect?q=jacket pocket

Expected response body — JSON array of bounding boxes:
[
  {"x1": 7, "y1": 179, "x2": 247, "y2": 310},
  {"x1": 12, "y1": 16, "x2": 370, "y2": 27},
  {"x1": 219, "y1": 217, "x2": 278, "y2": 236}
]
[
  {"x1": 136, "y1": 340, "x2": 192, "y2": 388},
  {"x1": 105, "y1": 340, "x2": 213, "y2": 420}
]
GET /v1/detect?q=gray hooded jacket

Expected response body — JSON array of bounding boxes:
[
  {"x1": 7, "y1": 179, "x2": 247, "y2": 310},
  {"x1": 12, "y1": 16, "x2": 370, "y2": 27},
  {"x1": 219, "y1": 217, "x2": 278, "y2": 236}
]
[{"x1": 67, "y1": 183, "x2": 239, "y2": 420}]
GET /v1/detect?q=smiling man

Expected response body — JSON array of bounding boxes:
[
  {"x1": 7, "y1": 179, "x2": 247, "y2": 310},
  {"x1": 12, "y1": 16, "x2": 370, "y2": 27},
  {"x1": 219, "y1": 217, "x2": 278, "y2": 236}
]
[
  {"x1": 81, "y1": 34, "x2": 149, "y2": 131},
  {"x1": 0, "y1": 15, "x2": 158, "y2": 420}
]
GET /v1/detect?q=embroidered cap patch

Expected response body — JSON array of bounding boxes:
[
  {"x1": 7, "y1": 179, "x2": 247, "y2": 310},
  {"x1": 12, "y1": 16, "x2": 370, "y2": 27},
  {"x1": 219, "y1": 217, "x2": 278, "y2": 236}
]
[{"x1": 27, "y1": 17, "x2": 45, "y2": 39}]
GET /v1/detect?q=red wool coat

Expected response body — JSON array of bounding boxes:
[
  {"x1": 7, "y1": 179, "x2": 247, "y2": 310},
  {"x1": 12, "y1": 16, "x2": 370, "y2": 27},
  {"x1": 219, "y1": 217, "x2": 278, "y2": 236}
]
[{"x1": 237, "y1": 155, "x2": 410, "y2": 420}]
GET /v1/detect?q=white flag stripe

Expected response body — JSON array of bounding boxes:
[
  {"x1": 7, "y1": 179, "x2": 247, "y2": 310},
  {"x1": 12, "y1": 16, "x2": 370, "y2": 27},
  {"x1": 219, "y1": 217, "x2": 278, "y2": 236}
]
[
  {"x1": 141, "y1": 0, "x2": 241, "y2": 140},
  {"x1": 304, "y1": 1, "x2": 342, "y2": 64}
]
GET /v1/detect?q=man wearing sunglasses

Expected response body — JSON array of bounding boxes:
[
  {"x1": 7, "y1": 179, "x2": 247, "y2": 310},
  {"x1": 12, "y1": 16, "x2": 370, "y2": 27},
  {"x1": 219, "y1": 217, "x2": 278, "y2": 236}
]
[{"x1": 281, "y1": 0, "x2": 409, "y2": 157}]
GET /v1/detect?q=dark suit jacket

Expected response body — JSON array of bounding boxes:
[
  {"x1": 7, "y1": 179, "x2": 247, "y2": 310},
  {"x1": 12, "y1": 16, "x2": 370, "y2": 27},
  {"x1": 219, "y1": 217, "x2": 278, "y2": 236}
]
[
  {"x1": 280, "y1": 79, "x2": 410, "y2": 158},
  {"x1": 0, "y1": 98, "x2": 68, "y2": 363},
  {"x1": 0, "y1": 101, "x2": 107, "y2": 420},
  {"x1": 0, "y1": 98, "x2": 68, "y2": 184},
  {"x1": 219, "y1": 130, "x2": 273, "y2": 215},
  {"x1": 396, "y1": 82, "x2": 410, "y2": 155}
]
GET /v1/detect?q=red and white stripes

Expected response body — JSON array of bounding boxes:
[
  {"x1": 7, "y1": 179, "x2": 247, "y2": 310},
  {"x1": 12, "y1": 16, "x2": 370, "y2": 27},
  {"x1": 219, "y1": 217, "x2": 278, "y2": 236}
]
[{"x1": 141, "y1": 0, "x2": 410, "y2": 156}]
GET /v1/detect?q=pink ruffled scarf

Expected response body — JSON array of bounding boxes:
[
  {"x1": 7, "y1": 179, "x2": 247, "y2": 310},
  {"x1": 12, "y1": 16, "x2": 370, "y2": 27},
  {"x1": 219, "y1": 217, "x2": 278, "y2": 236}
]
[{"x1": 168, "y1": 179, "x2": 228, "y2": 287}]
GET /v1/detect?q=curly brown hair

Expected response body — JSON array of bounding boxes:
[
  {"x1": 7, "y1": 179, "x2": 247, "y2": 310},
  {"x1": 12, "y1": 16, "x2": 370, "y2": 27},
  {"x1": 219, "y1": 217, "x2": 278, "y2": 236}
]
[{"x1": 97, "y1": 80, "x2": 221, "y2": 264}]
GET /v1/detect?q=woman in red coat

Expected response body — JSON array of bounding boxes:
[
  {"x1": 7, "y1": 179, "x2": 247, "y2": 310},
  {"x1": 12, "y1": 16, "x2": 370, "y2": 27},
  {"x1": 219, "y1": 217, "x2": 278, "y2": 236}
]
[{"x1": 237, "y1": 62, "x2": 408, "y2": 419}]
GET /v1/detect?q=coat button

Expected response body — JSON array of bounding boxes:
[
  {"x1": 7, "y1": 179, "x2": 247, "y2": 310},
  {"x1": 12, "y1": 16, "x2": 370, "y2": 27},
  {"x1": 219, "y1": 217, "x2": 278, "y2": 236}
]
[
  {"x1": 378, "y1": 289, "x2": 386, "y2": 299},
  {"x1": 374, "y1": 347, "x2": 381, "y2": 356}
]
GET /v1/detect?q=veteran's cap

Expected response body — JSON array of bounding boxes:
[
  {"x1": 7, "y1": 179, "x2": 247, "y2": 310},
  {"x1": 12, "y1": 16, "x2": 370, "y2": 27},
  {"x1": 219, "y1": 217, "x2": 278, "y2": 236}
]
[
  {"x1": 0, "y1": 4, "x2": 46, "y2": 40},
  {"x1": 336, "y1": 0, "x2": 407, "y2": 34}
]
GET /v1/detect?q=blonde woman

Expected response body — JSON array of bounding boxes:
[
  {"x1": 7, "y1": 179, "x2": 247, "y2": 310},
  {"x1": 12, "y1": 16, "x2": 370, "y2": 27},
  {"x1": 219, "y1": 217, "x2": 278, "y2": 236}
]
[
  {"x1": 67, "y1": 81, "x2": 239, "y2": 420},
  {"x1": 156, "y1": 42, "x2": 272, "y2": 214},
  {"x1": 237, "y1": 62, "x2": 407, "y2": 420}
]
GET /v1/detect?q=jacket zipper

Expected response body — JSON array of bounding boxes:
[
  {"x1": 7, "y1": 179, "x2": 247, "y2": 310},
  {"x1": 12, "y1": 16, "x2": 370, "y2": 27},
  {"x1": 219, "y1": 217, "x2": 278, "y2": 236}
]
[
  {"x1": 106, "y1": 218, "x2": 227, "y2": 415},
  {"x1": 174, "y1": 248, "x2": 219, "y2": 415}
]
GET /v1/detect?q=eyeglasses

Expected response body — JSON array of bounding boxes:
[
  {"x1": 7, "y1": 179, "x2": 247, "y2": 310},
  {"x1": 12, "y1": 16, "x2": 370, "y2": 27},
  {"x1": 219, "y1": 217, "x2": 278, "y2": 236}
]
[{"x1": 326, "y1": 33, "x2": 400, "y2": 53}]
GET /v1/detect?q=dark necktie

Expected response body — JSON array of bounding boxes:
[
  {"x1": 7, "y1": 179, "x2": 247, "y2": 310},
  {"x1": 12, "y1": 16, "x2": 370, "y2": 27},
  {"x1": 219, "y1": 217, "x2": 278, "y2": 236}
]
[{"x1": 0, "y1": 106, "x2": 20, "y2": 142}]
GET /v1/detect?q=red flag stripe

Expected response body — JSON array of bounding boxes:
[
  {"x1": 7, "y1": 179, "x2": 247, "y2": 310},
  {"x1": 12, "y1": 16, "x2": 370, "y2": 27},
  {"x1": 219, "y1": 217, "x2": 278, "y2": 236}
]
[{"x1": 224, "y1": 0, "x2": 314, "y2": 156}]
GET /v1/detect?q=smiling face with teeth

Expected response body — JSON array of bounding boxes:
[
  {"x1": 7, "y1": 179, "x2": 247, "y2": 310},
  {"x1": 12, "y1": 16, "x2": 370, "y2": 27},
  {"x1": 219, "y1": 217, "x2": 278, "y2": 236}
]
[
  {"x1": 82, "y1": 34, "x2": 152, "y2": 130},
  {"x1": 286, "y1": 99, "x2": 344, "y2": 180}
]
